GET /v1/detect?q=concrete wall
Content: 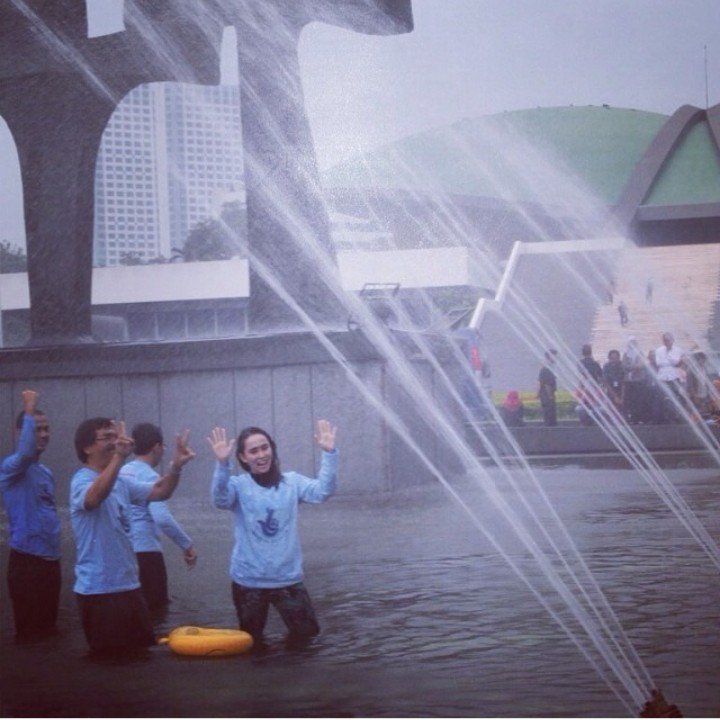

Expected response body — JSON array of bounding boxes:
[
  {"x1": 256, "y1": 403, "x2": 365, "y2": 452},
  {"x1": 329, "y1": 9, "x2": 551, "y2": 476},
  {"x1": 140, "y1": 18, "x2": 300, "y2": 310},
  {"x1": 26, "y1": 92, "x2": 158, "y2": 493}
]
[
  {"x1": 482, "y1": 248, "x2": 614, "y2": 393},
  {"x1": 0, "y1": 332, "x2": 448, "y2": 505}
]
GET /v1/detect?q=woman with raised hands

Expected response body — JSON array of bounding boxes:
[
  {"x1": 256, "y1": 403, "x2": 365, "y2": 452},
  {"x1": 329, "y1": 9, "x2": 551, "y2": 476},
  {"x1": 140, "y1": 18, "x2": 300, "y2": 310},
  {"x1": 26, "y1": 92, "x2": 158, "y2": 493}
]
[{"x1": 208, "y1": 419, "x2": 337, "y2": 650}]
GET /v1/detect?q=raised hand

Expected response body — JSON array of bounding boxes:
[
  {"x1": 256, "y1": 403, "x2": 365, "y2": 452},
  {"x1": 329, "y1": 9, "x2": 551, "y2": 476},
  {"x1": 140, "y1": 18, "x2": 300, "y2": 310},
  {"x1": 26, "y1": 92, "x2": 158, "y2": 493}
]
[
  {"x1": 172, "y1": 429, "x2": 196, "y2": 470},
  {"x1": 113, "y1": 420, "x2": 134, "y2": 459},
  {"x1": 21, "y1": 389, "x2": 39, "y2": 415},
  {"x1": 207, "y1": 426, "x2": 236, "y2": 463},
  {"x1": 314, "y1": 419, "x2": 337, "y2": 452}
]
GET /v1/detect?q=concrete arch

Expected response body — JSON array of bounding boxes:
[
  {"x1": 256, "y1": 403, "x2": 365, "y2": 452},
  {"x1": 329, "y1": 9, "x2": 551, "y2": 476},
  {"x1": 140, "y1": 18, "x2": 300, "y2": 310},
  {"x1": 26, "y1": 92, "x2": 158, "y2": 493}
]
[{"x1": 0, "y1": 116, "x2": 26, "y2": 254}]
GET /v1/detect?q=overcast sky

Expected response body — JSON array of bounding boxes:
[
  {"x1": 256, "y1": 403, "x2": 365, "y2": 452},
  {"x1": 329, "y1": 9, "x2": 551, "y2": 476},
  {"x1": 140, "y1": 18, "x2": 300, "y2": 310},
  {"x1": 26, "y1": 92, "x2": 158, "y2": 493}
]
[{"x1": 2, "y1": 0, "x2": 719, "y2": 247}]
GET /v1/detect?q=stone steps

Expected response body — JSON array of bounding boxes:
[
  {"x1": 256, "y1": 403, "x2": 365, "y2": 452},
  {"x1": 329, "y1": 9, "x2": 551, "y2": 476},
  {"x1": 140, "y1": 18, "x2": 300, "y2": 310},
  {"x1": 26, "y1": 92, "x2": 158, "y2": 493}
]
[{"x1": 590, "y1": 243, "x2": 720, "y2": 357}]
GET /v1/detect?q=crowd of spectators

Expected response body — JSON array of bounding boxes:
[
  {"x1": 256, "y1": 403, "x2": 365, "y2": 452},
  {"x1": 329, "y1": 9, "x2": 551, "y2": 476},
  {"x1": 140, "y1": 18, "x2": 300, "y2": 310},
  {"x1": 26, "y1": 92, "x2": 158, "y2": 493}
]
[
  {"x1": 461, "y1": 328, "x2": 719, "y2": 430},
  {"x1": 572, "y1": 333, "x2": 720, "y2": 427}
]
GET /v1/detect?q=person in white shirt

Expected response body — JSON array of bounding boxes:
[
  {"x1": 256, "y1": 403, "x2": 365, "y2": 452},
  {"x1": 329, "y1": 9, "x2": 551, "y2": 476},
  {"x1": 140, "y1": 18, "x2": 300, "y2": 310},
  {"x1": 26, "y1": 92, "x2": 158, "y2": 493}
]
[{"x1": 653, "y1": 332, "x2": 685, "y2": 422}]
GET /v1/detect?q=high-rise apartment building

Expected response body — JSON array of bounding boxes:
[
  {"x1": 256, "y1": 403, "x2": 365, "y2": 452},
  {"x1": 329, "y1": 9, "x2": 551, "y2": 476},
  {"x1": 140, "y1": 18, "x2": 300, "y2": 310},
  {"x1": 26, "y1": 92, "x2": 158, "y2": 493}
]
[{"x1": 93, "y1": 82, "x2": 244, "y2": 266}]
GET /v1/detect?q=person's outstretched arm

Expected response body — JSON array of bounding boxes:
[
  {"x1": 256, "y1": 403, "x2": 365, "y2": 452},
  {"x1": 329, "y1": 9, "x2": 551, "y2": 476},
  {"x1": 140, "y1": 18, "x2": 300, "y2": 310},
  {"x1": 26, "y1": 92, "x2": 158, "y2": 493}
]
[
  {"x1": 298, "y1": 419, "x2": 338, "y2": 504},
  {"x1": 208, "y1": 427, "x2": 237, "y2": 509},
  {"x1": 147, "y1": 429, "x2": 195, "y2": 502},
  {"x1": 83, "y1": 421, "x2": 134, "y2": 510},
  {"x1": 149, "y1": 501, "x2": 197, "y2": 566},
  {"x1": 0, "y1": 390, "x2": 41, "y2": 487}
]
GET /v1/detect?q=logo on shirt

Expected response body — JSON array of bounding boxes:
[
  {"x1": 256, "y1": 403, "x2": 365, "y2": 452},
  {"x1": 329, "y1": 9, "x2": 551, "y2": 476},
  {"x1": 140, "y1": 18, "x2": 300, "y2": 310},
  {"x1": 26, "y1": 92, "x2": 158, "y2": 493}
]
[{"x1": 258, "y1": 508, "x2": 279, "y2": 537}]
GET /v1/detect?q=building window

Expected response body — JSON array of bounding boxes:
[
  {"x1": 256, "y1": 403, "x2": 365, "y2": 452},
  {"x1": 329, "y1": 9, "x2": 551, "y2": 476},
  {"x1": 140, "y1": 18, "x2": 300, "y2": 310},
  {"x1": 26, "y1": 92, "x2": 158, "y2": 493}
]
[
  {"x1": 217, "y1": 308, "x2": 245, "y2": 337},
  {"x1": 158, "y1": 311, "x2": 186, "y2": 341},
  {"x1": 187, "y1": 309, "x2": 216, "y2": 338}
]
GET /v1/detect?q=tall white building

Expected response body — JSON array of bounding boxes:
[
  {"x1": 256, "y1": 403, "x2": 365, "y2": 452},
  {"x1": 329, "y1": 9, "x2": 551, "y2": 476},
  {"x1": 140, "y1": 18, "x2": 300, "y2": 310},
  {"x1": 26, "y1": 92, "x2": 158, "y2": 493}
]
[{"x1": 93, "y1": 82, "x2": 244, "y2": 266}]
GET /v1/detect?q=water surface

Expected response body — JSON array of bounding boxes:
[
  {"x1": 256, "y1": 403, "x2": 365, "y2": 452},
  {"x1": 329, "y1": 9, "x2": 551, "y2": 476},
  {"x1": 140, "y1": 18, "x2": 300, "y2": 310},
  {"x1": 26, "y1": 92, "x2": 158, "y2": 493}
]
[{"x1": 1, "y1": 467, "x2": 719, "y2": 717}]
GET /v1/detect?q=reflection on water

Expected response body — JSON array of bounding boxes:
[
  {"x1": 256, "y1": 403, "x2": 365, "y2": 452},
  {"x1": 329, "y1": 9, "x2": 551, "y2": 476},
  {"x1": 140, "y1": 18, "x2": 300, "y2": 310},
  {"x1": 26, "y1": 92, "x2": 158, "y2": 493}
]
[{"x1": 1, "y1": 468, "x2": 719, "y2": 717}]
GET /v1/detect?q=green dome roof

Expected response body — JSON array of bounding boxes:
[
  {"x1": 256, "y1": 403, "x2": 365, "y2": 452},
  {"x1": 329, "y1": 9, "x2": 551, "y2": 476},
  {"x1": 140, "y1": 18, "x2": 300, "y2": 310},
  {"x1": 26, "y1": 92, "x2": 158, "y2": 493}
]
[{"x1": 323, "y1": 106, "x2": 720, "y2": 207}]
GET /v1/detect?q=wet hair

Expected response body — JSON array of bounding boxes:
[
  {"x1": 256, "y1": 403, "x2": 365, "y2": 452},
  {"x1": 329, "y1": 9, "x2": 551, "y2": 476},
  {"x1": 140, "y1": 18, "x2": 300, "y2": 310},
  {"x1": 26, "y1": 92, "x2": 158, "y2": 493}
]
[
  {"x1": 236, "y1": 426, "x2": 281, "y2": 486},
  {"x1": 15, "y1": 408, "x2": 45, "y2": 430},
  {"x1": 74, "y1": 417, "x2": 114, "y2": 463},
  {"x1": 132, "y1": 423, "x2": 163, "y2": 455}
]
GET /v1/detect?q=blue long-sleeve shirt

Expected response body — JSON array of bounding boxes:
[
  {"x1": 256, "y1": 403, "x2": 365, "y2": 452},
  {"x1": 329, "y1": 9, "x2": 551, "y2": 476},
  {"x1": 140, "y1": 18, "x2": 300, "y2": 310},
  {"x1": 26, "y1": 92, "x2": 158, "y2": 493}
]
[
  {"x1": 0, "y1": 415, "x2": 60, "y2": 559},
  {"x1": 212, "y1": 450, "x2": 337, "y2": 588},
  {"x1": 70, "y1": 466, "x2": 152, "y2": 594},
  {"x1": 123, "y1": 459, "x2": 193, "y2": 553}
]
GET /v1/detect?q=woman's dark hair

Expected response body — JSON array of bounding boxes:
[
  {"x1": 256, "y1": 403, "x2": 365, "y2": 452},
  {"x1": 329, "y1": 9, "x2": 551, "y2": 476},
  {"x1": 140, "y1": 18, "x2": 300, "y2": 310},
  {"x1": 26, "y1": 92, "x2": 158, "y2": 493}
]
[
  {"x1": 132, "y1": 423, "x2": 163, "y2": 456},
  {"x1": 236, "y1": 426, "x2": 281, "y2": 486},
  {"x1": 74, "y1": 417, "x2": 114, "y2": 463}
]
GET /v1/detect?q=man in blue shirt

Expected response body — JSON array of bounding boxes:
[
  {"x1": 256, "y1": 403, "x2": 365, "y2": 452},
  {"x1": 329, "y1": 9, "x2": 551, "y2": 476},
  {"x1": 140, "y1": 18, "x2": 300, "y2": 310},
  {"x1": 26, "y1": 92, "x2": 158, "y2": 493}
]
[
  {"x1": 0, "y1": 389, "x2": 60, "y2": 642},
  {"x1": 70, "y1": 418, "x2": 195, "y2": 654},
  {"x1": 209, "y1": 419, "x2": 337, "y2": 649},
  {"x1": 125, "y1": 423, "x2": 197, "y2": 611}
]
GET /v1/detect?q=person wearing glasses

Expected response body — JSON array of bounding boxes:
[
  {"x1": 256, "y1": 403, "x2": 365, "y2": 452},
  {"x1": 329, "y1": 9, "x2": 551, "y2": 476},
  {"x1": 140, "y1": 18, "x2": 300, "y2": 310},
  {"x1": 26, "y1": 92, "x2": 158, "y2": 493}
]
[{"x1": 69, "y1": 417, "x2": 194, "y2": 654}]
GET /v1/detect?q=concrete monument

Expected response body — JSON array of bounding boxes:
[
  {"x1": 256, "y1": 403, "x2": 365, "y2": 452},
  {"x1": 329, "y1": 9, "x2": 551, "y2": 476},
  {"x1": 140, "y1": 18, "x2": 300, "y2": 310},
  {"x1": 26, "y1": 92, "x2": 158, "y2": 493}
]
[{"x1": 0, "y1": 0, "x2": 412, "y2": 344}]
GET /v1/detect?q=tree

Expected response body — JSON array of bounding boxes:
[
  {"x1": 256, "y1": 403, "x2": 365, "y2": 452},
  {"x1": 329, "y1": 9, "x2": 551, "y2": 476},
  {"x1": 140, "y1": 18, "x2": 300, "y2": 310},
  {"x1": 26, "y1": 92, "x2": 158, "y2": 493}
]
[
  {"x1": 0, "y1": 241, "x2": 28, "y2": 273},
  {"x1": 219, "y1": 200, "x2": 248, "y2": 252},
  {"x1": 180, "y1": 218, "x2": 237, "y2": 262},
  {"x1": 119, "y1": 251, "x2": 144, "y2": 266},
  {"x1": 428, "y1": 286, "x2": 485, "y2": 315}
]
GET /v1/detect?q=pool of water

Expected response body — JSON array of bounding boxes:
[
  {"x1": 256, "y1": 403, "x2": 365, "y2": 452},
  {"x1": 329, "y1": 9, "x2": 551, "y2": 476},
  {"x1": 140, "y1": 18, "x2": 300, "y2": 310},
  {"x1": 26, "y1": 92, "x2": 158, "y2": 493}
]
[{"x1": 1, "y1": 467, "x2": 719, "y2": 717}]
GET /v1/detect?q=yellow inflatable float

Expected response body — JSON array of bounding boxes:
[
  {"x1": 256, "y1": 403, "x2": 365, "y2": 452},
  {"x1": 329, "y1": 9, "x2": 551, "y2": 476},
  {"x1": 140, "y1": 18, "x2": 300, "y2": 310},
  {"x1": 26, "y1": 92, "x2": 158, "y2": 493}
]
[{"x1": 158, "y1": 626, "x2": 253, "y2": 657}]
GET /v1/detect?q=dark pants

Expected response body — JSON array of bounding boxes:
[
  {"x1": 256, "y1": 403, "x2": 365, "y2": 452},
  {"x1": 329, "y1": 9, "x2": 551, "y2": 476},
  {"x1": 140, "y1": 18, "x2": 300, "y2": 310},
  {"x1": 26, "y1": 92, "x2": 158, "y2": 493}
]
[
  {"x1": 76, "y1": 588, "x2": 155, "y2": 653},
  {"x1": 541, "y1": 396, "x2": 557, "y2": 426},
  {"x1": 624, "y1": 381, "x2": 649, "y2": 422},
  {"x1": 136, "y1": 551, "x2": 169, "y2": 610},
  {"x1": 7, "y1": 549, "x2": 61, "y2": 641},
  {"x1": 653, "y1": 380, "x2": 683, "y2": 423},
  {"x1": 231, "y1": 582, "x2": 320, "y2": 645}
]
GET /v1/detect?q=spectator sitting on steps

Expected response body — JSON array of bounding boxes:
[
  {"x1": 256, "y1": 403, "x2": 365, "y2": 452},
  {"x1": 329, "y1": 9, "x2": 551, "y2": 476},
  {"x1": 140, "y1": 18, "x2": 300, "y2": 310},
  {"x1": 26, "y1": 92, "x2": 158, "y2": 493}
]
[
  {"x1": 575, "y1": 377, "x2": 604, "y2": 426},
  {"x1": 500, "y1": 391, "x2": 524, "y2": 427},
  {"x1": 622, "y1": 336, "x2": 648, "y2": 423},
  {"x1": 686, "y1": 351, "x2": 716, "y2": 420}
]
